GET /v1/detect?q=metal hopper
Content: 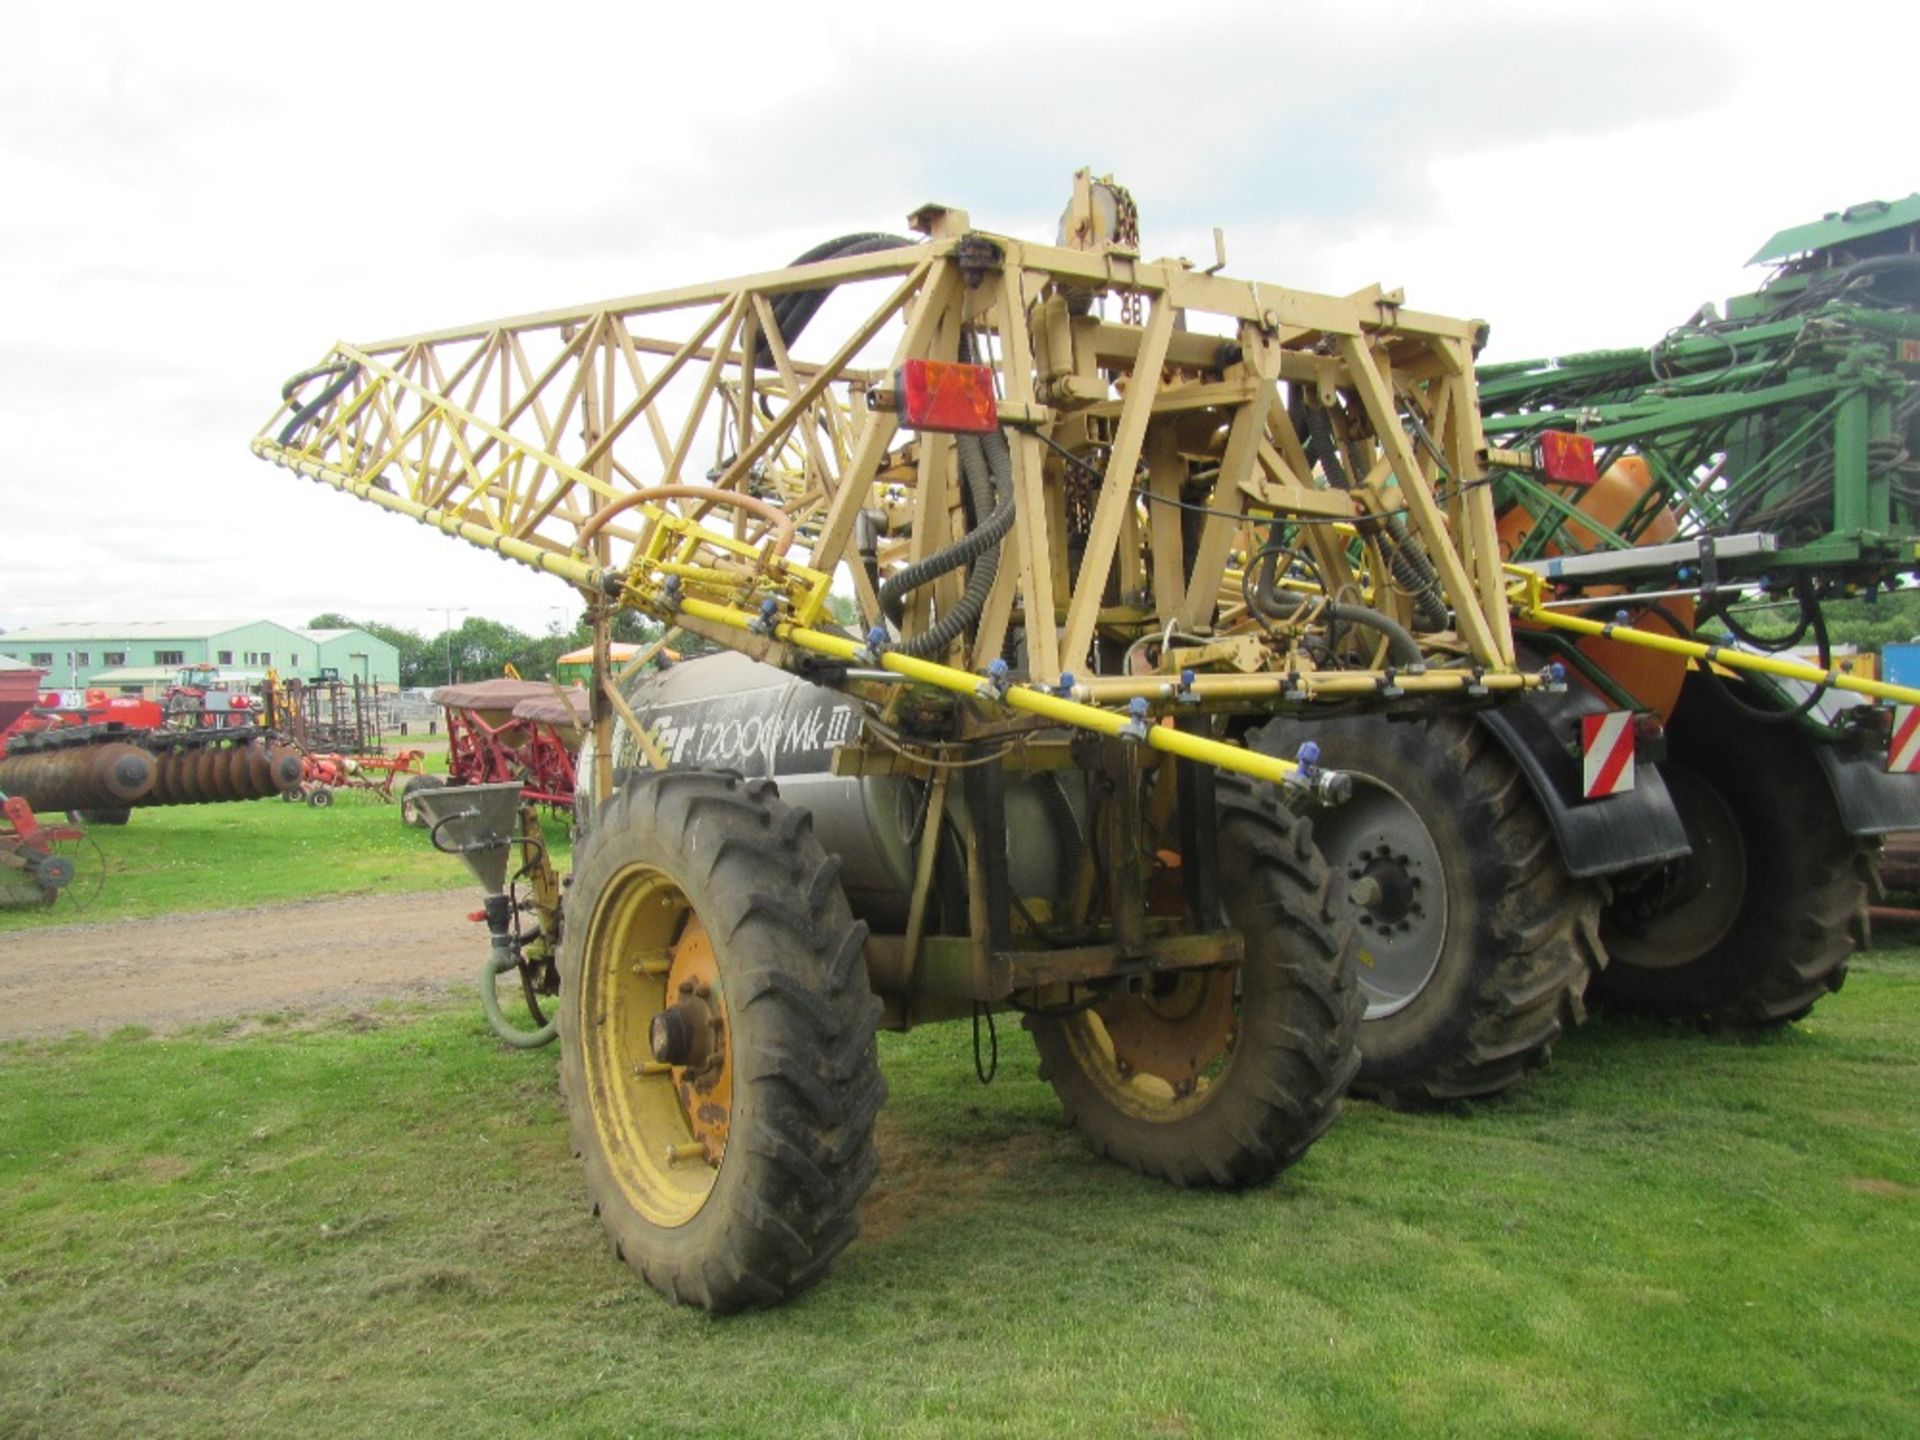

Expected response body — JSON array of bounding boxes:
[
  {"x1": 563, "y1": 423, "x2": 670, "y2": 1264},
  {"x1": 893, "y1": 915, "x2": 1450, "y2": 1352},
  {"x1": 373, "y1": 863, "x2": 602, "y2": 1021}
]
[{"x1": 409, "y1": 780, "x2": 524, "y2": 895}]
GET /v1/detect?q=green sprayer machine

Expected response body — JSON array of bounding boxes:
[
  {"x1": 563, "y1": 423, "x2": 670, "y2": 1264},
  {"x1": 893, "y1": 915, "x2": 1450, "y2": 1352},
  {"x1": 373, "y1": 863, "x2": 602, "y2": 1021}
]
[{"x1": 1262, "y1": 196, "x2": 1920, "y2": 1106}]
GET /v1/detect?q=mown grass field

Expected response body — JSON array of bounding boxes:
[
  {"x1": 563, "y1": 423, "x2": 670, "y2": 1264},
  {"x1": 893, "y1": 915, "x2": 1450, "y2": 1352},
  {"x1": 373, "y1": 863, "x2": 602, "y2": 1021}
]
[
  {"x1": 2, "y1": 942, "x2": 1915, "y2": 1438},
  {"x1": 0, "y1": 785, "x2": 571, "y2": 934}
]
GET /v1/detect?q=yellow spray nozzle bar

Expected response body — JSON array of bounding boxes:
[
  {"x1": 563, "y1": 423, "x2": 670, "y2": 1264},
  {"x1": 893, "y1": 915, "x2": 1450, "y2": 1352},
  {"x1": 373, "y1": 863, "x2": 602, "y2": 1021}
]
[
  {"x1": 1518, "y1": 602, "x2": 1920, "y2": 708},
  {"x1": 671, "y1": 595, "x2": 1303, "y2": 786}
]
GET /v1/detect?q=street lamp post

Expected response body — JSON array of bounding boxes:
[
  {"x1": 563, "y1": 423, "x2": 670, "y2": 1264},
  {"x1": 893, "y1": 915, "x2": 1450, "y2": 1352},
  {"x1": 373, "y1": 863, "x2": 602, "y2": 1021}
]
[{"x1": 435, "y1": 606, "x2": 468, "y2": 684}]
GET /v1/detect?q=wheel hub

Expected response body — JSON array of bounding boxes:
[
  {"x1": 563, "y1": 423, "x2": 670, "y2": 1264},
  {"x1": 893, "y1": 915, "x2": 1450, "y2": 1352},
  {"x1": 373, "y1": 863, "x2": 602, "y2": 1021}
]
[
  {"x1": 1095, "y1": 968, "x2": 1236, "y2": 1096},
  {"x1": 662, "y1": 918, "x2": 732, "y2": 1164},
  {"x1": 1357, "y1": 854, "x2": 1416, "y2": 923},
  {"x1": 649, "y1": 996, "x2": 715, "y2": 1070},
  {"x1": 1603, "y1": 764, "x2": 1746, "y2": 969},
  {"x1": 31, "y1": 853, "x2": 75, "y2": 890},
  {"x1": 1314, "y1": 779, "x2": 1449, "y2": 1019}
]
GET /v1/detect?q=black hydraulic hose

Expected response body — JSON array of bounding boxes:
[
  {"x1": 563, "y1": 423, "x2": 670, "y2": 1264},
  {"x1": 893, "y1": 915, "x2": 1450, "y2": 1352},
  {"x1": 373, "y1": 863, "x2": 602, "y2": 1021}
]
[
  {"x1": 715, "y1": 232, "x2": 916, "y2": 471},
  {"x1": 277, "y1": 360, "x2": 361, "y2": 446},
  {"x1": 1288, "y1": 387, "x2": 1448, "y2": 630},
  {"x1": 1249, "y1": 546, "x2": 1424, "y2": 668},
  {"x1": 727, "y1": 227, "x2": 1015, "y2": 658},
  {"x1": 880, "y1": 431, "x2": 1017, "y2": 658},
  {"x1": 879, "y1": 432, "x2": 998, "y2": 620},
  {"x1": 1625, "y1": 595, "x2": 1829, "y2": 726},
  {"x1": 1698, "y1": 583, "x2": 1832, "y2": 723},
  {"x1": 1328, "y1": 602, "x2": 1423, "y2": 669},
  {"x1": 1290, "y1": 385, "x2": 1349, "y2": 490},
  {"x1": 1798, "y1": 253, "x2": 1920, "y2": 311},
  {"x1": 1711, "y1": 586, "x2": 1814, "y2": 652},
  {"x1": 756, "y1": 233, "x2": 917, "y2": 365}
]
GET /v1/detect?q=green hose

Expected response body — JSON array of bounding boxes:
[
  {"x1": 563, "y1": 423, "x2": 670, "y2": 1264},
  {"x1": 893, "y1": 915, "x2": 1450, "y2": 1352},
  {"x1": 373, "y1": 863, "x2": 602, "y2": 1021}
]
[{"x1": 479, "y1": 945, "x2": 557, "y2": 1049}]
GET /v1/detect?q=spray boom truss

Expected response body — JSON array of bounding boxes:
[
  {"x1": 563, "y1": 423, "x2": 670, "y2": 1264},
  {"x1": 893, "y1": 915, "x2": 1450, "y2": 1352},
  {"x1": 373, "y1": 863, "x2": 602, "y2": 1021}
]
[{"x1": 254, "y1": 175, "x2": 1546, "y2": 787}]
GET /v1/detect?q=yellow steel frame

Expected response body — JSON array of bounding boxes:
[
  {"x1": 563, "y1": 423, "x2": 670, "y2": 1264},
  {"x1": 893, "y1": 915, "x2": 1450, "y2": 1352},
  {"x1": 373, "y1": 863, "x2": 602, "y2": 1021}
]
[
  {"x1": 1505, "y1": 567, "x2": 1920, "y2": 708},
  {"x1": 253, "y1": 177, "x2": 1541, "y2": 788}
]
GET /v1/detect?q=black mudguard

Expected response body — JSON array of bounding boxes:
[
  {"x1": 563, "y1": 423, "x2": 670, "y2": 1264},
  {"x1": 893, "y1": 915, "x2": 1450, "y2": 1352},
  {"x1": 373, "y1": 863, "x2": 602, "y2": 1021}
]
[
  {"x1": 1475, "y1": 688, "x2": 1691, "y2": 880},
  {"x1": 1811, "y1": 744, "x2": 1920, "y2": 835},
  {"x1": 1706, "y1": 670, "x2": 1920, "y2": 838}
]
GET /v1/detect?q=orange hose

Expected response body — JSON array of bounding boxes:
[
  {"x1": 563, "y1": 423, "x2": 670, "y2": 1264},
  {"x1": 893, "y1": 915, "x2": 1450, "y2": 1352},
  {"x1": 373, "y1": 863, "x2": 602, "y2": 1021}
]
[{"x1": 577, "y1": 485, "x2": 796, "y2": 557}]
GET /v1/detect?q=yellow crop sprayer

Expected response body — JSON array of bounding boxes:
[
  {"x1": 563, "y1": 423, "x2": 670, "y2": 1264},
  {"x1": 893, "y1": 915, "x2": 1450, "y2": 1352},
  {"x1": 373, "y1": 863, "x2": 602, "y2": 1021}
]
[{"x1": 256, "y1": 173, "x2": 1578, "y2": 1310}]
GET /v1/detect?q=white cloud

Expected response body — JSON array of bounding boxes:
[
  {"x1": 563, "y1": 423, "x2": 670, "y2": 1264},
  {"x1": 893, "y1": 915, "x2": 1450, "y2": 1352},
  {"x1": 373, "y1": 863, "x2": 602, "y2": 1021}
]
[{"x1": 3, "y1": 0, "x2": 1916, "y2": 636}]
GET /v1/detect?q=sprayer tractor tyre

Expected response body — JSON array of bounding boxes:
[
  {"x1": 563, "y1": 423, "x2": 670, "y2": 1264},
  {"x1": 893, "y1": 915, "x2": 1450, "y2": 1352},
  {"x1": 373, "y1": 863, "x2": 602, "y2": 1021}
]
[
  {"x1": 557, "y1": 769, "x2": 885, "y2": 1313},
  {"x1": 1024, "y1": 778, "x2": 1363, "y2": 1186},
  {"x1": 398, "y1": 772, "x2": 447, "y2": 828},
  {"x1": 1250, "y1": 712, "x2": 1604, "y2": 1106},
  {"x1": 1594, "y1": 677, "x2": 1868, "y2": 1025}
]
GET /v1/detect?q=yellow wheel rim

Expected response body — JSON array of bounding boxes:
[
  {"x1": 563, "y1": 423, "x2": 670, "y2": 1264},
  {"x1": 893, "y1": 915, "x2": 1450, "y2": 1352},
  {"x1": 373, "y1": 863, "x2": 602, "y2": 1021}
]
[
  {"x1": 577, "y1": 861, "x2": 732, "y2": 1228},
  {"x1": 1057, "y1": 969, "x2": 1238, "y2": 1122}
]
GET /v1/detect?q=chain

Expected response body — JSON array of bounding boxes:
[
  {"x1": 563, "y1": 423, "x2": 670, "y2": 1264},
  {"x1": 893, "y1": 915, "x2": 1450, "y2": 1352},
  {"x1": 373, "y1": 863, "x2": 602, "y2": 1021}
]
[
  {"x1": 1111, "y1": 183, "x2": 1140, "y2": 249},
  {"x1": 1111, "y1": 181, "x2": 1143, "y2": 325}
]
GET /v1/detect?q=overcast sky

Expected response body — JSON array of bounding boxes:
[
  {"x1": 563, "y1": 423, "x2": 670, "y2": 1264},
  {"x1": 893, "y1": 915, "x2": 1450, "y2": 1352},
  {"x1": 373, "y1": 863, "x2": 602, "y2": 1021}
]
[{"x1": 3, "y1": 0, "x2": 1914, "y2": 638}]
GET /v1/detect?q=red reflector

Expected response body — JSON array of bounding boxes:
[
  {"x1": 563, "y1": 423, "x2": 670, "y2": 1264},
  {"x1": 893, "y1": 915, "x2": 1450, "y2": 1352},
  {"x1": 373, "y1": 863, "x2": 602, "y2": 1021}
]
[
  {"x1": 1892, "y1": 705, "x2": 1920, "y2": 773},
  {"x1": 1536, "y1": 430, "x2": 1598, "y2": 486},
  {"x1": 897, "y1": 359, "x2": 998, "y2": 435},
  {"x1": 1580, "y1": 711, "x2": 1636, "y2": 798}
]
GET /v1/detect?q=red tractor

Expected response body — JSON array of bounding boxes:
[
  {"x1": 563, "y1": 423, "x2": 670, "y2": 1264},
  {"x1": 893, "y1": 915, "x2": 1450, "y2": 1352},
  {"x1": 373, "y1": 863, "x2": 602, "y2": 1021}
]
[{"x1": 162, "y1": 665, "x2": 261, "y2": 730}]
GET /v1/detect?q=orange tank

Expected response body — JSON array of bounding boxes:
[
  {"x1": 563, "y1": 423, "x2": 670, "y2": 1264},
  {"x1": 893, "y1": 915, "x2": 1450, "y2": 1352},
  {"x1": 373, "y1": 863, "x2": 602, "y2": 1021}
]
[{"x1": 1500, "y1": 456, "x2": 1693, "y2": 720}]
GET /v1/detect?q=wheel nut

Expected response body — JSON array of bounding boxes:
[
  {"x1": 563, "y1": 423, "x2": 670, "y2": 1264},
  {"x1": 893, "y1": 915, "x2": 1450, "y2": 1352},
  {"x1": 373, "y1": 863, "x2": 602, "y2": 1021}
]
[
  {"x1": 663, "y1": 1141, "x2": 708, "y2": 1168},
  {"x1": 1347, "y1": 876, "x2": 1384, "y2": 908}
]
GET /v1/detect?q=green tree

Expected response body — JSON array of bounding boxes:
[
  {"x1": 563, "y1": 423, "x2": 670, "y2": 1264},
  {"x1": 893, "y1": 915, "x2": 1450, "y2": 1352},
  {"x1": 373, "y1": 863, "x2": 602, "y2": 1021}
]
[
  {"x1": 824, "y1": 592, "x2": 861, "y2": 629},
  {"x1": 1814, "y1": 587, "x2": 1920, "y2": 653}
]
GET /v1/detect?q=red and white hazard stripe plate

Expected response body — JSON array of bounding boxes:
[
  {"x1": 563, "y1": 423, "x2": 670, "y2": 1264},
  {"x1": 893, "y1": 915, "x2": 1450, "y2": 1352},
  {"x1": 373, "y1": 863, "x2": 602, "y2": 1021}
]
[
  {"x1": 1891, "y1": 705, "x2": 1920, "y2": 774},
  {"x1": 1581, "y1": 712, "x2": 1636, "y2": 799}
]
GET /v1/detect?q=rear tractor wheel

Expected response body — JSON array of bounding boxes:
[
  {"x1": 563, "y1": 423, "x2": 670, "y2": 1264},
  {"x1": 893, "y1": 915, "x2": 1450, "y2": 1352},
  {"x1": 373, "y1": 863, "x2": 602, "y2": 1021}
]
[
  {"x1": 557, "y1": 770, "x2": 885, "y2": 1312},
  {"x1": 1250, "y1": 713, "x2": 1604, "y2": 1105},
  {"x1": 1024, "y1": 778, "x2": 1363, "y2": 1185},
  {"x1": 1595, "y1": 673, "x2": 1869, "y2": 1025}
]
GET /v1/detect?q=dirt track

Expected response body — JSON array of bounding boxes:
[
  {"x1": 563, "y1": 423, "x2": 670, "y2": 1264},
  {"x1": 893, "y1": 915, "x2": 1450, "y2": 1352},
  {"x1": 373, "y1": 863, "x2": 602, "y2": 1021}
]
[{"x1": 0, "y1": 891, "x2": 483, "y2": 1041}]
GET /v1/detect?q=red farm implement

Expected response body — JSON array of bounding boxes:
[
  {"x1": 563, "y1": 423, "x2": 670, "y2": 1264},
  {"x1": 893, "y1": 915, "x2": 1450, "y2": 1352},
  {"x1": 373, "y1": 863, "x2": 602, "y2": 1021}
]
[
  {"x1": 428, "y1": 680, "x2": 585, "y2": 812},
  {"x1": 3, "y1": 686, "x2": 165, "y2": 744},
  {"x1": 0, "y1": 793, "x2": 90, "y2": 909},
  {"x1": 288, "y1": 748, "x2": 427, "y2": 809}
]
